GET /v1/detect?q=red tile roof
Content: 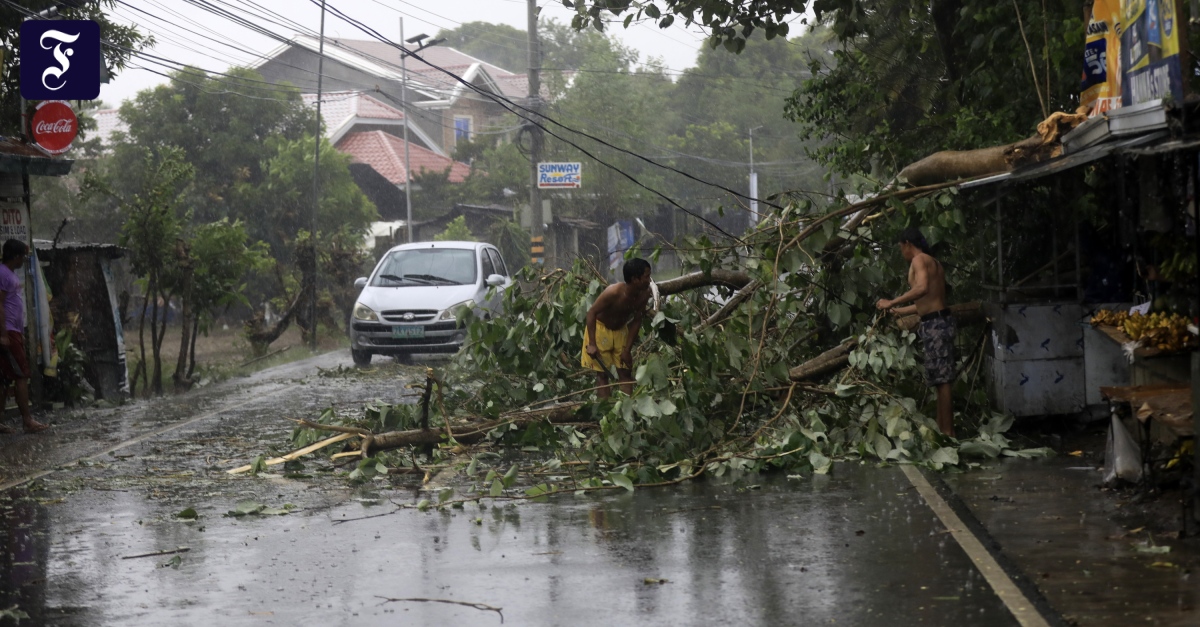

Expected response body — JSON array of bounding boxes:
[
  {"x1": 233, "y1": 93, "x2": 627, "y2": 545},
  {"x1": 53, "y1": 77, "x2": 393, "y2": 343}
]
[{"x1": 337, "y1": 131, "x2": 470, "y2": 185}]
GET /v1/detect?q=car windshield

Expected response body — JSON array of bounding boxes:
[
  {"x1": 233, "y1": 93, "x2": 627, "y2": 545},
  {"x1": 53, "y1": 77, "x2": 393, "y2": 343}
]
[{"x1": 371, "y1": 248, "x2": 477, "y2": 287}]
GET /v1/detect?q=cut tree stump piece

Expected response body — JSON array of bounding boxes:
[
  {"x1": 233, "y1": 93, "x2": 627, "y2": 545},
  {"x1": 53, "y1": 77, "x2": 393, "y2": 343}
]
[
  {"x1": 895, "y1": 302, "x2": 983, "y2": 332},
  {"x1": 789, "y1": 340, "x2": 858, "y2": 382},
  {"x1": 227, "y1": 432, "x2": 357, "y2": 474}
]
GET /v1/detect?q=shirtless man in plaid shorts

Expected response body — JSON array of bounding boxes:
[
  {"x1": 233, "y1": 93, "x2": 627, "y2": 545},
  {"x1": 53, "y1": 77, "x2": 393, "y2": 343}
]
[{"x1": 876, "y1": 228, "x2": 955, "y2": 437}]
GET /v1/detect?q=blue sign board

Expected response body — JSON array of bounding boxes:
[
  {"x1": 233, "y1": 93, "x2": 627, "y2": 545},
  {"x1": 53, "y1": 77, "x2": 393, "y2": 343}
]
[
  {"x1": 607, "y1": 220, "x2": 635, "y2": 270},
  {"x1": 538, "y1": 162, "x2": 582, "y2": 189},
  {"x1": 21, "y1": 20, "x2": 101, "y2": 100}
]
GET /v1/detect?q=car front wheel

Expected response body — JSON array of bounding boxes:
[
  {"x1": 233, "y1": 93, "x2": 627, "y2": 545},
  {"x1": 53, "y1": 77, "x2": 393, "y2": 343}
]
[{"x1": 351, "y1": 349, "x2": 372, "y2": 367}]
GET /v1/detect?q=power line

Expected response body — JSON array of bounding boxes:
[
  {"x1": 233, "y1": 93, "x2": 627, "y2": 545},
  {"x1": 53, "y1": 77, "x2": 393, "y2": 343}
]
[
  {"x1": 112, "y1": 5, "x2": 261, "y2": 69},
  {"x1": 315, "y1": 0, "x2": 746, "y2": 239},
  {"x1": 318, "y1": 1, "x2": 786, "y2": 224}
]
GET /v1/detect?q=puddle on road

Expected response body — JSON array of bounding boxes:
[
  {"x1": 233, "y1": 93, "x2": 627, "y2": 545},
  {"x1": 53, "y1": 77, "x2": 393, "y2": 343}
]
[{"x1": 1, "y1": 461, "x2": 1019, "y2": 626}]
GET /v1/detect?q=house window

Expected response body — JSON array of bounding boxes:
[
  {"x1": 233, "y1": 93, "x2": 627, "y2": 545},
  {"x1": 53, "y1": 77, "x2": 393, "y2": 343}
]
[{"x1": 454, "y1": 116, "x2": 472, "y2": 142}]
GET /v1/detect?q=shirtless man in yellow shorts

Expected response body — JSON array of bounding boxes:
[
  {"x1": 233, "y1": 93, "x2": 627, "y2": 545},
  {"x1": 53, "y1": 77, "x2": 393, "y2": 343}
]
[{"x1": 583, "y1": 258, "x2": 652, "y2": 398}]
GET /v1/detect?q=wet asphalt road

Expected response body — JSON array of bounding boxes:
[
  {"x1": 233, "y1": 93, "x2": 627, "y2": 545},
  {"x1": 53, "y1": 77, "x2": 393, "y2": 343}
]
[{"x1": 2, "y1": 350, "x2": 1024, "y2": 626}]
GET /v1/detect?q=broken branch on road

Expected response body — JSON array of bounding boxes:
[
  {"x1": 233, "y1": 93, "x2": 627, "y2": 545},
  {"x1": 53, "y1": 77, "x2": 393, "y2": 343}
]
[
  {"x1": 374, "y1": 596, "x2": 504, "y2": 623},
  {"x1": 121, "y1": 547, "x2": 190, "y2": 560}
]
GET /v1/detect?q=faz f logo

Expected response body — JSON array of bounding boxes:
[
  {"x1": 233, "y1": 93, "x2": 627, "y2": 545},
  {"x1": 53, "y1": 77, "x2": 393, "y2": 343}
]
[{"x1": 20, "y1": 20, "x2": 101, "y2": 100}]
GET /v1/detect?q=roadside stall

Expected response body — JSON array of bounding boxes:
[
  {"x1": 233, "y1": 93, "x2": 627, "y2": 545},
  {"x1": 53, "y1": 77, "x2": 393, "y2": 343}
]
[{"x1": 0, "y1": 136, "x2": 74, "y2": 407}]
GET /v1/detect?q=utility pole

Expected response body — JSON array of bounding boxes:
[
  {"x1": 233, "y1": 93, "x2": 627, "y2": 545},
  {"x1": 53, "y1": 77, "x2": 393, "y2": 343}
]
[
  {"x1": 398, "y1": 30, "x2": 443, "y2": 243},
  {"x1": 527, "y1": 0, "x2": 544, "y2": 265},
  {"x1": 310, "y1": 0, "x2": 326, "y2": 353},
  {"x1": 748, "y1": 125, "x2": 762, "y2": 230},
  {"x1": 401, "y1": 17, "x2": 413, "y2": 244}
]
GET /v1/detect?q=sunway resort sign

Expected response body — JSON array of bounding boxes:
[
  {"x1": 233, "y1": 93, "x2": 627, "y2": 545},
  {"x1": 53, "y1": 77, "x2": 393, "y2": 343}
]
[
  {"x1": 1082, "y1": 0, "x2": 1188, "y2": 116},
  {"x1": 538, "y1": 162, "x2": 582, "y2": 189}
]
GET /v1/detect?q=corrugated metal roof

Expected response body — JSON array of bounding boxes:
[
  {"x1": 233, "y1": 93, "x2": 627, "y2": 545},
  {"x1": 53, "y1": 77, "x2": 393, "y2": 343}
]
[
  {"x1": 0, "y1": 139, "x2": 74, "y2": 176},
  {"x1": 958, "y1": 131, "x2": 1169, "y2": 190}
]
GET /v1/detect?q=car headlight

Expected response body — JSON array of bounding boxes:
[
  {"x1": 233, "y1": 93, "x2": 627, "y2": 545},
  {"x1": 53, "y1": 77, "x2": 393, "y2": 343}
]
[
  {"x1": 437, "y1": 300, "x2": 474, "y2": 321},
  {"x1": 353, "y1": 303, "x2": 379, "y2": 321}
]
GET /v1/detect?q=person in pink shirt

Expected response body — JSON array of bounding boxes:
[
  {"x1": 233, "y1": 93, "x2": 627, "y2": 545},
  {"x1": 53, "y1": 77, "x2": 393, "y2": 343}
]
[{"x1": 0, "y1": 240, "x2": 47, "y2": 434}]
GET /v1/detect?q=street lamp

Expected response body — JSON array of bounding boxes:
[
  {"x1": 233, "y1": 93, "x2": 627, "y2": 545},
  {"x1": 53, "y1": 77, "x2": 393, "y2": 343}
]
[{"x1": 399, "y1": 22, "x2": 445, "y2": 243}]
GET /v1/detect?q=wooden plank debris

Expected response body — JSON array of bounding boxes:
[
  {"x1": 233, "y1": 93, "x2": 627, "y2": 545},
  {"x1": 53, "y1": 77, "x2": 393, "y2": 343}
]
[{"x1": 227, "y1": 432, "x2": 357, "y2": 474}]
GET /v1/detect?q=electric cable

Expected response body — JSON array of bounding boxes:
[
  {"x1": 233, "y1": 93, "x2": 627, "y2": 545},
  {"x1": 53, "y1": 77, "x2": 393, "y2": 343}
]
[
  {"x1": 115, "y1": 0, "x2": 328, "y2": 86},
  {"x1": 316, "y1": 0, "x2": 784, "y2": 225}
]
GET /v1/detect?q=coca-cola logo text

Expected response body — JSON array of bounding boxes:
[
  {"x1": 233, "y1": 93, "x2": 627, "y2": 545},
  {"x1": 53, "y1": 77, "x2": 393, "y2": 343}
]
[
  {"x1": 34, "y1": 118, "x2": 74, "y2": 135},
  {"x1": 30, "y1": 100, "x2": 78, "y2": 155}
]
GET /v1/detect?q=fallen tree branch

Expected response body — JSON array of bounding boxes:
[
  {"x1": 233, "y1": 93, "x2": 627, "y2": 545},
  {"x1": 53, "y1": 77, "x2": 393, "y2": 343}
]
[
  {"x1": 375, "y1": 596, "x2": 503, "y2": 623},
  {"x1": 122, "y1": 547, "x2": 190, "y2": 560},
  {"x1": 656, "y1": 269, "x2": 753, "y2": 295},
  {"x1": 789, "y1": 340, "x2": 858, "y2": 382},
  {"x1": 236, "y1": 345, "x2": 291, "y2": 369},
  {"x1": 701, "y1": 279, "x2": 762, "y2": 329},
  {"x1": 295, "y1": 403, "x2": 585, "y2": 453}
]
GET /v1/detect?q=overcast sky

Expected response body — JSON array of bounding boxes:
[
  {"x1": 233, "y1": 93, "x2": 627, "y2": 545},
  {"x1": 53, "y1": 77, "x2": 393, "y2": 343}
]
[{"x1": 99, "y1": 0, "x2": 713, "y2": 106}]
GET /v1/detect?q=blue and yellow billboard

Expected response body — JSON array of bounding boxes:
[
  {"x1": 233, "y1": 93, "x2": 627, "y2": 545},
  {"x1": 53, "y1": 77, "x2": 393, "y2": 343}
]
[{"x1": 1121, "y1": 0, "x2": 1186, "y2": 106}]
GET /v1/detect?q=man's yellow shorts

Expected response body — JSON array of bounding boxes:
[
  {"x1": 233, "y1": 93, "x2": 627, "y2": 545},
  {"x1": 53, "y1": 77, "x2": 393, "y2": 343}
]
[{"x1": 581, "y1": 321, "x2": 628, "y2": 372}]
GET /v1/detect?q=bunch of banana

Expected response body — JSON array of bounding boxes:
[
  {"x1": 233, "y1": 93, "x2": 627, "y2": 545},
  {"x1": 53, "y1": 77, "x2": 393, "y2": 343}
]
[
  {"x1": 1121, "y1": 312, "x2": 1196, "y2": 352},
  {"x1": 1090, "y1": 309, "x2": 1129, "y2": 327}
]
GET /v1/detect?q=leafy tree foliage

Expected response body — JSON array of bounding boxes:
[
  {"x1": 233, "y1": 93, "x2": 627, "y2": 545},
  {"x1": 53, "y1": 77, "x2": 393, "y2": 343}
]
[
  {"x1": 435, "y1": 18, "x2": 638, "y2": 74},
  {"x1": 175, "y1": 219, "x2": 270, "y2": 384},
  {"x1": 566, "y1": 1, "x2": 1082, "y2": 181},
  {"x1": 236, "y1": 135, "x2": 376, "y2": 340},
  {"x1": 116, "y1": 67, "x2": 313, "y2": 225},
  {"x1": 560, "y1": 0, "x2": 805, "y2": 51},
  {"x1": 787, "y1": 1, "x2": 1084, "y2": 179},
  {"x1": 434, "y1": 215, "x2": 476, "y2": 241},
  {"x1": 107, "y1": 146, "x2": 193, "y2": 397}
]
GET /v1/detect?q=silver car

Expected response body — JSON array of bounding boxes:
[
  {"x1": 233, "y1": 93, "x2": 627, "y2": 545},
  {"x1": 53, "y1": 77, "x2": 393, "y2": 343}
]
[{"x1": 349, "y1": 241, "x2": 513, "y2": 365}]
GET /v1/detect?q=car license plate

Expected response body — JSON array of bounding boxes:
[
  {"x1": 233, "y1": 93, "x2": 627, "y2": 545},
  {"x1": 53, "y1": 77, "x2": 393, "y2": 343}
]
[{"x1": 392, "y1": 326, "x2": 424, "y2": 339}]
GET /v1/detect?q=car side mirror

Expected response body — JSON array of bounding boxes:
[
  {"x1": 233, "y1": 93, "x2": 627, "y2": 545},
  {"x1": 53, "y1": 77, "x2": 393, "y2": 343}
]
[
  {"x1": 354, "y1": 277, "x2": 367, "y2": 289},
  {"x1": 486, "y1": 274, "x2": 505, "y2": 287}
]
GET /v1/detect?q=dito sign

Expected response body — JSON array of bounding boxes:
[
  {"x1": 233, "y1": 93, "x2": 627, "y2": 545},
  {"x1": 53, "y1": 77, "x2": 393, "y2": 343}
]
[
  {"x1": 1121, "y1": 0, "x2": 1185, "y2": 106},
  {"x1": 20, "y1": 20, "x2": 101, "y2": 100},
  {"x1": 0, "y1": 205, "x2": 28, "y2": 242},
  {"x1": 30, "y1": 100, "x2": 78, "y2": 155},
  {"x1": 538, "y1": 162, "x2": 582, "y2": 189}
]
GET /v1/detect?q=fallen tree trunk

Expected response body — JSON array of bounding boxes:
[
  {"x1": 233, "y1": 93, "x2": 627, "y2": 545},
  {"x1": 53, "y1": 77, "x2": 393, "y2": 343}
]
[
  {"x1": 657, "y1": 269, "x2": 753, "y2": 295},
  {"x1": 296, "y1": 402, "x2": 585, "y2": 455},
  {"x1": 898, "y1": 135, "x2": 1041, "y2": 187},
  {"x1": 789, "y1": 340, "x2": 858, "y2": 382},
  {"x1": 894, "y1": 302, "x2": 984, "y2": 332},
  {"x1": 244, "y1": 285, "x2": 307, "y2": 355}
]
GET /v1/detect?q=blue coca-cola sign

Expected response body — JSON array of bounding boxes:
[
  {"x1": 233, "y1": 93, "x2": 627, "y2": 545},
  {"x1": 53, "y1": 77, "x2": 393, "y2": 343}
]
[{"x1": 20, "y1": 20, "x2": 101, "y2": 100}]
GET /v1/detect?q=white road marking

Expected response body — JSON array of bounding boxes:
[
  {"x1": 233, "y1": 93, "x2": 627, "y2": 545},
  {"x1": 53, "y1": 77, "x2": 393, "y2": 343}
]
[{"x1": 900, "y1": 464, "x2": 1051, "y2": 627}]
